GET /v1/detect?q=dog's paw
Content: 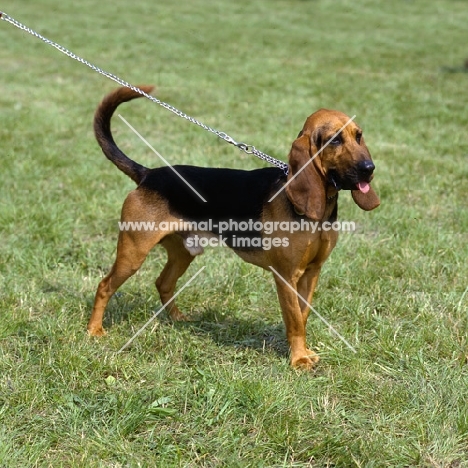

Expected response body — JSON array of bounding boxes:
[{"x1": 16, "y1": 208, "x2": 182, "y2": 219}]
[
  {"x1": 169, "y1": 308, "x2": 190, "y2": 322},
  {"x1": 291, "y1": 350, "x2": 320, "y2": 370},
  {"x1": 87, "y1": 326, "x2": 107, "y2": 337}
]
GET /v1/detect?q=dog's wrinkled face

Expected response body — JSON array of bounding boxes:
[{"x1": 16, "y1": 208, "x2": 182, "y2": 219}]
[
  {"x1": 286, "y1": 109, "x2": 380, "y2": 220},
  {"x1": 303, "y1": 109, "x2": 375, "y2": 192}
]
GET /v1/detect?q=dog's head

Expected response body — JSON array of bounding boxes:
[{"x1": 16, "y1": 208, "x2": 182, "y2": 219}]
[{"x1": 285, "y1": 109, "x2": 380, "y2": 220}]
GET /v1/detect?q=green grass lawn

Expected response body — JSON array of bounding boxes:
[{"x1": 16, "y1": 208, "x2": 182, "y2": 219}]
[{"x1": 1, "y1": 0, "x2": 468, "y2": 466}]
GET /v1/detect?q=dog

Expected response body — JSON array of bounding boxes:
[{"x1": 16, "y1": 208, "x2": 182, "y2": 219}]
[{"x1": 87, "y1": 86, "x2": 380, "y2": 369}]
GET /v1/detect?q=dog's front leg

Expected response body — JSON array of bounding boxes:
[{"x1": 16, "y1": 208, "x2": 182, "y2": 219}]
[
  {"x1": 297, "y1": 265, "x2": 322, "y2": 327},
  {"x1": 273, "y1": 275, "x2": 320, "y2": 370}
]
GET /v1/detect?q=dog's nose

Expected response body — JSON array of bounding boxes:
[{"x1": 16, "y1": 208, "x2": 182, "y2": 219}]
[{"x1": 357, "y1": 160, "x2": 375, "y2": 176}]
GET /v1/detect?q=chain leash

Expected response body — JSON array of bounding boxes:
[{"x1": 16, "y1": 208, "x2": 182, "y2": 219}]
[{"x1": 0, "y1": 12, "x2": 289, "y2": 174}]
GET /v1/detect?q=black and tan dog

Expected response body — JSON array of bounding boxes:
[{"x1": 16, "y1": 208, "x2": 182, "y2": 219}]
[{"x1": 87, "y1": 86, "x2": 379, "y2": 369}]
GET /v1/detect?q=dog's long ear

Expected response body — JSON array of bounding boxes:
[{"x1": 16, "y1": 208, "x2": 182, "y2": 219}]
[
  {"x1": 285, "y1": 133, "x2": 326, "y2": 221},
  {"x1": 351, "y1": 186, "x2": 380, "y2": 211}
]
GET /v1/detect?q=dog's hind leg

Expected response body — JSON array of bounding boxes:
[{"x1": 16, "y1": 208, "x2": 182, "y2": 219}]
[
  {"x1": 87, "y1": 229, "x2": 161, "y2": 336},
  {"x1": 87, "y1": 191, "x2": 163, "y2": 336},
  {"x1": 156, "y1": 234, "x2": 198, "y2": 321}
]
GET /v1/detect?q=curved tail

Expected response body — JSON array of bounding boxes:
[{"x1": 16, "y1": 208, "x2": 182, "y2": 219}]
[{"x1": 94, "y1": 85, "x2": 154, "y2": 184}]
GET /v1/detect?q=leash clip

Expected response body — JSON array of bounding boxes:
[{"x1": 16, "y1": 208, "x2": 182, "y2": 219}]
[
  {"x1": 217, "y1": 132, "x2": 237, "y2": 146},
  {"x1": 236, "y1": 143, "x2": 255, "y2": 154}
]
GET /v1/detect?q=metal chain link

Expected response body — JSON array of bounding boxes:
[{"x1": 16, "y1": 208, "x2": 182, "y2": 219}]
[{"x1": 0, "y1": 11, "x2": 289, "y2": 174}]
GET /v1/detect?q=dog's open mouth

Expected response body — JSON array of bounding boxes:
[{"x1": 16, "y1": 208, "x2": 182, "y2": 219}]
[
  {"x1": 328, "y1": 168, "x2": 374, "y2": 192},
  {"x1": 329, "y1": 172, "x2": 368, "y2": 192}
]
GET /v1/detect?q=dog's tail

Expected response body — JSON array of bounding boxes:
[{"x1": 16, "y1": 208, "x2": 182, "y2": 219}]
[{"x1": 94, "y1": 85, "x2": 154, "y2": 184}]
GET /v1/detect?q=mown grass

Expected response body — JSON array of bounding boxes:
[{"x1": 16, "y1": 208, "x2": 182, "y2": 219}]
[{"x1": 1, "y1": 0, "x2": 467, "y2": 466}]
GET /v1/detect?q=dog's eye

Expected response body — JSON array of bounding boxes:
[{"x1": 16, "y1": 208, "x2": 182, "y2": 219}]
[
  {"x1": 329, "y1": 135, "x2": 342, "y2": 146},
  {"x1": 356, "y1": 132, "x2": 362, "y2": 144}
]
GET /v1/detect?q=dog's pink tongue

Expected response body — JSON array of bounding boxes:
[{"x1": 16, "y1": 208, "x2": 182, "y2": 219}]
[{"x1": 357, "y1": 182, "x2": 370, "y2": 194}]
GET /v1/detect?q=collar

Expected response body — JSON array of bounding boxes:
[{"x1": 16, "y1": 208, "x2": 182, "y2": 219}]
[{"x1": 326, "y1": 187, "x2": 339, "y2": 202}]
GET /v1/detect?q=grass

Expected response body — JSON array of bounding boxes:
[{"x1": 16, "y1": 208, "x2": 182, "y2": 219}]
[{"x1": 1, "y1": 0, "x2": 468, "y2": 465}]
